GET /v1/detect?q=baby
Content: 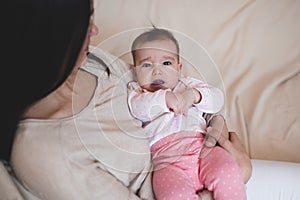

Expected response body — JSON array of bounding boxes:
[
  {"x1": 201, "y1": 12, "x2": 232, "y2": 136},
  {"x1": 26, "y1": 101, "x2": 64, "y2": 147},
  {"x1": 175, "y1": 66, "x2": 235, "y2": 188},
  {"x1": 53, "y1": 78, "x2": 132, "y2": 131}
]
[{"x1": 127, "y1": 27, "x2": 246, "y2": 200}]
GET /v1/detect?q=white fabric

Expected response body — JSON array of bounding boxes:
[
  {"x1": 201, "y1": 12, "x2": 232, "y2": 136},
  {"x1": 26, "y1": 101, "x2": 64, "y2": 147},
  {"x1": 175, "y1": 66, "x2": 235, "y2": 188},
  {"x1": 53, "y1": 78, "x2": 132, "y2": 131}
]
[
  {"x1": 2, "y1": 159, "x2": 300, "y2": 199},
  {"x1": 0, "y1": 162, "x2": 24, "y2": 200},
  {"x1": 246, "y1": 159, "x2": 300, "y2": 200}
]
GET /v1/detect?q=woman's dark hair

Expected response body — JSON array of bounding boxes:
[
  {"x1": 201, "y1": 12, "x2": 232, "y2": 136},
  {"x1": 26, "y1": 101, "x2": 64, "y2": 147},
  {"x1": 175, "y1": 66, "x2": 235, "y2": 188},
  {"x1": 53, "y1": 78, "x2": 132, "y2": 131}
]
[{"x1": 1, "y1": 0, "x2": 92, "y2": 161}]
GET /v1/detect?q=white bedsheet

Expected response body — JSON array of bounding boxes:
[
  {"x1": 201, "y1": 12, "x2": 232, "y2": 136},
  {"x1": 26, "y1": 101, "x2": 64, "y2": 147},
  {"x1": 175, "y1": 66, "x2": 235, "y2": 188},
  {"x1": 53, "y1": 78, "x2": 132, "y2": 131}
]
[{"x1": 1, "y1": 159, "x2": 300, "y2": 200}]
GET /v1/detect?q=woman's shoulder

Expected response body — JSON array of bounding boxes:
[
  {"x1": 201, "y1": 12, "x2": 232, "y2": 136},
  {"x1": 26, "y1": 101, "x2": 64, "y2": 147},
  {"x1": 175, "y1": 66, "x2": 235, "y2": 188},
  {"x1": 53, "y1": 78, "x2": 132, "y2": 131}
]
[{"x1": 82, "y1": 46, "x2": 132, "y2": 78}]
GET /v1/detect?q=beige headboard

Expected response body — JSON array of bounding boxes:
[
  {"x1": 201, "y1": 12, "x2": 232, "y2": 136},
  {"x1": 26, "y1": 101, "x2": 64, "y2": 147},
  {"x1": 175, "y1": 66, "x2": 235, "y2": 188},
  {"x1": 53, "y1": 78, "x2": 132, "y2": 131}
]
[{"x1": 92, "y1": 0, "x2": 300, "y2": 163}]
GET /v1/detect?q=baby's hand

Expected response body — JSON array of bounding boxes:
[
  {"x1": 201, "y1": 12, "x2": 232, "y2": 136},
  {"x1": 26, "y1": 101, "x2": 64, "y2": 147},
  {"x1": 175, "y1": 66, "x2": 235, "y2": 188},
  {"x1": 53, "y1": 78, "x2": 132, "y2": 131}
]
[
  {"x1": 166, "y1": 88, "x2": 200, "y2": 116},
  {"x1": 182, "y1": 88, "x2": 200, "y2": 111},
  {"x1": 166, "y1": 91, "x2": 182, "y2": 116}
]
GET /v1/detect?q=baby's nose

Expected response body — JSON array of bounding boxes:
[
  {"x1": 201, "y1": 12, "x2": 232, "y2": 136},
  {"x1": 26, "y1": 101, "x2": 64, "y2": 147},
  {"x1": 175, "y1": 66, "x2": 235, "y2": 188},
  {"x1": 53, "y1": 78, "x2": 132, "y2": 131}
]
[{"x1": 152, "y1": 64, "x2": 162, "y2": 75}]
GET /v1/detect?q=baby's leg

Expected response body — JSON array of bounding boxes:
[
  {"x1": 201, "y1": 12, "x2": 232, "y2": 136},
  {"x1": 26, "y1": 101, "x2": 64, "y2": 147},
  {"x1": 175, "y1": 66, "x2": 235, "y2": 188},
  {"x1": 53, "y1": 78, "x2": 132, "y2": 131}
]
[
  {"x1": 152, "y1": 165, "x2": 201, "y2": 200},
  {"x1": 199, "y1": 146, "x2": 246, "y2": 200},
  {"x1": 151, "y1": 131, "x2": 205, "y2": 199}
]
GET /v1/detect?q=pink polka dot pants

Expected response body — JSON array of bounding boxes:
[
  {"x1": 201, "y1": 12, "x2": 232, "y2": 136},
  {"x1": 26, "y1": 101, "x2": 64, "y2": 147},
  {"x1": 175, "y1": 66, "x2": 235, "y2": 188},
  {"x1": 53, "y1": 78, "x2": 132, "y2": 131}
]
[{"x1": 151, "y1": 132, "x2": 246, "y2": 200}]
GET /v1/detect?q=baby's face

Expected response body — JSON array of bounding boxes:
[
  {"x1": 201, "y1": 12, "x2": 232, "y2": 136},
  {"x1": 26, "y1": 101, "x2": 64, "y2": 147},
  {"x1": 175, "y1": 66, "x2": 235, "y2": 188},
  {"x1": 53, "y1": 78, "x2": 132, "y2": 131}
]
[{"x1": 134, "y1": 39, "x2": 182, "y2": 92}]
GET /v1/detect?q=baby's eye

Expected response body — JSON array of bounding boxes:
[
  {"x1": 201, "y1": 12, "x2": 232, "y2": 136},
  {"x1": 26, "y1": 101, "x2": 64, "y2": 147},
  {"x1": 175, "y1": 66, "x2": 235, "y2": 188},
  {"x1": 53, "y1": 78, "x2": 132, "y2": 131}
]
[
  {"x1": 163, "y1": 61, "x2": 172, "y2": 65},
  {"x1": 142, "y1": 63, "x2": 152, "y2": 68}
]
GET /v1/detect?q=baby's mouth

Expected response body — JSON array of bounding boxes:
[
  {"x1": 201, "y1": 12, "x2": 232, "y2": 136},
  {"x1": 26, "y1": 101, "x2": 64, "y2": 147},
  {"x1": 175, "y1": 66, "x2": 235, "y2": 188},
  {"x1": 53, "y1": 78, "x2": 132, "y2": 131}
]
[{"x1": 151, "y1": 79, "x2": 165, "y2": 86}]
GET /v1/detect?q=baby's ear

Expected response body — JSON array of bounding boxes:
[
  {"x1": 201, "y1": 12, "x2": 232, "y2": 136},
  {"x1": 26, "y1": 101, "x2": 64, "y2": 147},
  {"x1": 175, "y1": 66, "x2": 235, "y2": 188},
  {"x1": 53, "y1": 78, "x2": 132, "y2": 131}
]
[{"x1": 178, "y1": 63, "x2": 183, "y2": 73}]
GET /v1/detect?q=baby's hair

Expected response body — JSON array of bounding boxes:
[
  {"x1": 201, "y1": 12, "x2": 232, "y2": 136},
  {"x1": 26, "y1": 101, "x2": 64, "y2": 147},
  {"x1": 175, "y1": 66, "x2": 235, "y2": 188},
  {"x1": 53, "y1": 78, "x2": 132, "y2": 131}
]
[{"x1": 131, "y1": 26, "x2": 180, "y2": 65}]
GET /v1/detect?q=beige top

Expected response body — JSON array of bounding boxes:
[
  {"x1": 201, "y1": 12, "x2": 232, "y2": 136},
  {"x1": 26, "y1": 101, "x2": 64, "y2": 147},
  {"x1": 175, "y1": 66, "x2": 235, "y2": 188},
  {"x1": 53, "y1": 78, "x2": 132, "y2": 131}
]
[{"x1": 10, "y1": 47, "x2": 154, "y2": 200}]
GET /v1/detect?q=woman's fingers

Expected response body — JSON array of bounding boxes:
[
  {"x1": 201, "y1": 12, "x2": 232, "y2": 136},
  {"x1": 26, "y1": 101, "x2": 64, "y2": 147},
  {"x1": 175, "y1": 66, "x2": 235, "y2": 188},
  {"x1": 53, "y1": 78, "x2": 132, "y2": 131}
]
[
  {"x1": 199, "y1": 127, "x2": 219, "y2": 158},
  {"x1": 218, "y1": 132, "x2": 236, "y2": 154},
  {"x1": 205, "y1": 127, "x2": 219, "y2": 147},
  {"x1": 219, "y1": 131, "x2": 252, "y2": 183}
]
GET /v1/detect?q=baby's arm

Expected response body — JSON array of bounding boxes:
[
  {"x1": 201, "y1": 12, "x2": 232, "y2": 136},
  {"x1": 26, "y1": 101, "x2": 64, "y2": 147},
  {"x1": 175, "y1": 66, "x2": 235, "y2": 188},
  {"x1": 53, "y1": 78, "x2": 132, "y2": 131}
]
[
  {"x1": 165, "y1": 88, "x2": 200, "y2": 116},
  {"x1": 127, "y1": 82, "x2": 170, "y2": 122},
  {"x1": 181, "y1": 77, "x2": 224, "y2": 114}
]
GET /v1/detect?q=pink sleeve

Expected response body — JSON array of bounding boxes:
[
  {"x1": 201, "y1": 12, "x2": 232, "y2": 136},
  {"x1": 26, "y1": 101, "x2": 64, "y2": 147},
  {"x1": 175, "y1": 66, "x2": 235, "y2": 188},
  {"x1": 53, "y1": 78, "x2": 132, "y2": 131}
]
[
  {"x1": 127, "y1": 82, "x2": 170, "y2": 122},
  {"x1": 181, "y1": 77, "x2": 224, "y2": 113}
]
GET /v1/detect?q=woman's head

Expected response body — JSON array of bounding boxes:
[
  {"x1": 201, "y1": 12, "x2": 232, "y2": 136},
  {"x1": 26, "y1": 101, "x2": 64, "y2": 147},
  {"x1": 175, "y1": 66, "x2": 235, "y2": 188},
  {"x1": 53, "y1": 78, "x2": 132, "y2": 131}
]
[
  {"x1": 1, "y1": 0, "x2": 97, "y2": 160},
  {"x1": 6, "y1": 0, "x2": 96, "y2": 103},
  {"x1": 131, "y1": 28, "x2": 182, "y2": 92}
]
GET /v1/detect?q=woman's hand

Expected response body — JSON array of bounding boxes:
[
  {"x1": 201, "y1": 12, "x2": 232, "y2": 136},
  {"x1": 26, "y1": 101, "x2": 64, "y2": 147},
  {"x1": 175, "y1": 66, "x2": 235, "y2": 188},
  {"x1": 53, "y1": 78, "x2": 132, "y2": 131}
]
[
  {"x1": 218, "y1": 131, "x2": 252, "y2": 183},
  {"x1": 197, "y1": 115, "x2": 253, "y2": 199},
  {"x1": 201, "y1": 115, "x2": 252, "y2": 183}
]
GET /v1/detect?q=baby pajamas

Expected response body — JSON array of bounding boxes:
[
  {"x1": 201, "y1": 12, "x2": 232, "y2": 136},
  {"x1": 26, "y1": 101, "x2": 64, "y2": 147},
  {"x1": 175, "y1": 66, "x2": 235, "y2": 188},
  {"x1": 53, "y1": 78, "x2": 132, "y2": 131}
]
[{"x1": 151, "y1": 131, "x2": 246, "y2": 200}]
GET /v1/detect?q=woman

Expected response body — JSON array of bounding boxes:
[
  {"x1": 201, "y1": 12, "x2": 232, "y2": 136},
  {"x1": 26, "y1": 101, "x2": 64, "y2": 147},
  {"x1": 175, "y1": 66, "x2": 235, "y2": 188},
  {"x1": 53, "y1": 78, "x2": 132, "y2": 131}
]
[
  {"x1": 1, "y1": 0, "x2": 251, "y2": 199},
  {"x1": 4, "y1": 0, "x2": 153, "y2": 199}
]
